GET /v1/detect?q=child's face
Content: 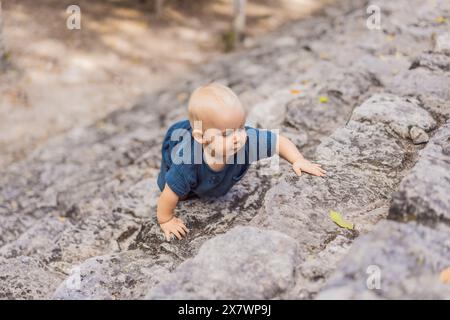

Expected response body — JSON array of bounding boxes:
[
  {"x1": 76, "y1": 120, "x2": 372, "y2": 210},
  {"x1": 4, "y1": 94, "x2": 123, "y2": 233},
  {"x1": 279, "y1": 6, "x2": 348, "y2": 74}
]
[
  {"x1": 189, "y1": 85, "x2": 247, "y2": 160},
  {"x1": 203, "y1": 125, "x2": 247, "y2": 159}
]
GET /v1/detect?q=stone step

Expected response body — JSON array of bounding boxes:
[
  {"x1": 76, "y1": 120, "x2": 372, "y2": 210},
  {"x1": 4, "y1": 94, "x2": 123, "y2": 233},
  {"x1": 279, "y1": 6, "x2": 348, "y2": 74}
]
[
  {"x1": 0, "y1": 0, "x2": 371, "y2": 299},
  {"x1": 51, "y1": 165, "x2": 281, "y2": 299},
  {"x1": 147, "y1": 226, "x2": 299, "y2": 300},
  {"x1": 0, "y1": 1, "x2": 342, "y2": 254},
  {"x1": 46, "y1": 0, "x2": 450, "y2": 300},
  {"x1": 315, "y1": 121, "x2": 450, "y2": 299},
  {"x1": 316, "y1": 220, "x2": 450, "y2": 299},
  {"x1": 1, "y1": 0, "x2": 449, "y2": 299},
  {"x1": 143, "y1": 90, "x2": 438, "y2": 299},
  {"x1": 389, "y1": 121, "x2": 450, "y2": 224}
]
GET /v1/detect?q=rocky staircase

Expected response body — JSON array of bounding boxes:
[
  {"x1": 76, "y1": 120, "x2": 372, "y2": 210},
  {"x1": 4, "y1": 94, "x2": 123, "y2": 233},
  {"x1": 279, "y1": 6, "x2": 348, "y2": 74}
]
[{"x1": 0, "y1": 0, "x2": 449, "y2": 299}]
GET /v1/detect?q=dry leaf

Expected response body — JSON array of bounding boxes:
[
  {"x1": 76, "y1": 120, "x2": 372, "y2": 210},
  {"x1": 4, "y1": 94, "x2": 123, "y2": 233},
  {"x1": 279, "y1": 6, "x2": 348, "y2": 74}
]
[
  {"x1": 329, "y1": 210, "x2": 354, "y2": 230},
  {"x1": 435, "y1": 16, "x2": 448, "y2": 24},
  {"x1": 319, "y1": 96, "x2": 329, "y2": 103}
]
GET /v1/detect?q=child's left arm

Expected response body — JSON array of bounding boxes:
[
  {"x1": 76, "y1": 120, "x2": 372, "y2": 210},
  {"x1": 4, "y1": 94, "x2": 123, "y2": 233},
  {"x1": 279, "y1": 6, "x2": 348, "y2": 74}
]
[{"x1": 276, "y1": 134, "x2": 326, "y2": 177}]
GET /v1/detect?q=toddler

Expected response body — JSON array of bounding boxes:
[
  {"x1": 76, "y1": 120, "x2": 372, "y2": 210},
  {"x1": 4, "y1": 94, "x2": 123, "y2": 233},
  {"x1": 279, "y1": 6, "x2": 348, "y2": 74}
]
[{"x1": 156, "y1": 83, "x2": 326, "y2": 241}]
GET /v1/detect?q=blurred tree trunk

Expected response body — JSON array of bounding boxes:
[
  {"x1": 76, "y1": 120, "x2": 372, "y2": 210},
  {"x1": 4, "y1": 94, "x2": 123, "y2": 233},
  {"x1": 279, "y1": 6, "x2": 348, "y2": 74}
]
[
  {"x1": 232, "y1": 0, "x2": 246, "y2": 47},
  {"x1": 0, "y1": 1, "x2": 6, "y2": 71},
  {"x1": 155, "y1": 0, "x2": 164, "y2": 17}
]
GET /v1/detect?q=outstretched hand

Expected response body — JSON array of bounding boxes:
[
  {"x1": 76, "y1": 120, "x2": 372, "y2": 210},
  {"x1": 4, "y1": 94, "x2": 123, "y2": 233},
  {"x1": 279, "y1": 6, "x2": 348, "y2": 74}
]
[
  {"x1": 159, "y1": 216, "x2": 189, "y2": 241},
  {"x1": 293, "y1": 158, "x2": 326, "y2": 177}
]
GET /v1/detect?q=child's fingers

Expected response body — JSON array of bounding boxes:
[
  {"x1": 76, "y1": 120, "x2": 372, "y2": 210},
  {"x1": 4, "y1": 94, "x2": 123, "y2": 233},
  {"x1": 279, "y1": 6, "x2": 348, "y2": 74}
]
[
  {"x1": 172, "y1": 228, "x2": 182, "y2": 240},
  {"x1": 176, "y1": 225, "x2": 187, "y2": 237},
  {"x1": 317, "y1": 167, "x2": 325, "y2": 174},
  {"x1": 175, "y1": 218, "x2": 189, "y2": 233},
  {"x1": 180, "y1": 223, "x2": 189, "y2": 234},
  {"x1": 313, "y1": 168, "x2": 325, "y2": 176},
  {"x1": 312, "y1": 164, "x2": 326, "y2": 173}
]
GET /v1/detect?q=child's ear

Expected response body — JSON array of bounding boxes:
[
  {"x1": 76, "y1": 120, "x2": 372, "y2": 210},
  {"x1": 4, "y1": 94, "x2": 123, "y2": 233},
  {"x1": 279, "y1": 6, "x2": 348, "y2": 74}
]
[{"x1": 192, "y1": 129, "x2": 205, "y2": 144}]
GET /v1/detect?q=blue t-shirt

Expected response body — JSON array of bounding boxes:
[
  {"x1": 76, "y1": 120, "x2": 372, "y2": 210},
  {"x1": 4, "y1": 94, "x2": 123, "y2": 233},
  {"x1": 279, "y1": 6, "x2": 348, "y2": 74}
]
[{"x1": 157, "y1": 119, "x2": 277, "y2": 199}]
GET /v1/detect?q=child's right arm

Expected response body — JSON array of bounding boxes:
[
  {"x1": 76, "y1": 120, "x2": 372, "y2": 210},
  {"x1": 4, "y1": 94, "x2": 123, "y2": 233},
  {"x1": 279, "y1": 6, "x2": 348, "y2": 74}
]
[{"x1": 157, "y1": 183, "x2": 189, "y2": 241}]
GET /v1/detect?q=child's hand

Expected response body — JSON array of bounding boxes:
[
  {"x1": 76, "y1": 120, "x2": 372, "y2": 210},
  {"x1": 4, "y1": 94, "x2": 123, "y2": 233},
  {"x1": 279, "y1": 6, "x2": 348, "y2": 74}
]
[
  {"x1": 159, "y1": 216, "x2": 189, "y2": 241},
  {"x1": 293, "y1": 158, "x2": 326, "y2": 177}
]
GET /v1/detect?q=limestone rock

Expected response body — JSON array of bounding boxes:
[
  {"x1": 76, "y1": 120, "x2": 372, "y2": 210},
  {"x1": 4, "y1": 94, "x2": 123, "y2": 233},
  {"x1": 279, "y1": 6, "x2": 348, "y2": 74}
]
[
  {"x1": 409, "y1": 126, "x2": 429, "y2": 144},
  {"x1": 317, "y1": 221, "x2": 450, "y2": 300},
  {"x1": 434, "y1": 32, "x2": 450, "y2": 54},
  {"x1": 53, "y1": 250, "x2": 174, "y2": 300},
  {"x1": 389, "y1": 63, "x2": 450, "y2": 101},
  {"x1": 352, "y1": 94, "x2": 436, "y2": 140},
  {"x1": 0, "y1": 256, "x2": 64, "y2": 299},
  {"x1": 146, "y1": 226, "x2": 299, "y2": 299},
  {"x1": 0, "y1": 0, "x2": 449, "y2": 300},
  {"x1": 411, "y1": 51, "x2": 450, "y2": 72},
  {"x1": 247, "y1": 89, "x2": 293, "y2": 129},
  {"x1": 390, "y1": 122, "x2": 450, "y2": 223}
]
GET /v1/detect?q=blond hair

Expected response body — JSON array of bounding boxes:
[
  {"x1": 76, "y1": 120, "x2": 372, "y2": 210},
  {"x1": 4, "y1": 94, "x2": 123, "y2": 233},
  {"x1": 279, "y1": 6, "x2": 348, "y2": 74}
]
[{"x1": 188, "y1": 82, "x2": 241, "y2": 128}]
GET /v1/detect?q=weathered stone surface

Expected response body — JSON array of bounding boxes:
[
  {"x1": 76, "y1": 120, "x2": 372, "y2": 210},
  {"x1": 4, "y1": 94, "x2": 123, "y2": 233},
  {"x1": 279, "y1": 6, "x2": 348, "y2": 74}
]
[
  {"x1": 0, "y1": 256, "x2": 64, "y2": 299},
  {"x1": 258, "y1": 94, "x2": 429, "y2": 244},
  {"x1": 317, "y1": 221, "x2": 450, "y2": 300},
  {"x1": 48, "y1": 162, "x2": 277, "y2": 298},
  {"x1": 411, "y1": 51, "x2": 450, "y2": 72},
  {"x1": 147, "y1": 226, "x2": 299, "y2": 299},
  {"x1": 145, "y1": 91, "x2": 437, "y2": 299},
  {"x1": 247, "y1": 90, "x2": 293, "y2": 129},
  {"x1": 247, "y1": 93, "x2": 433, "y2": 298},
  {"x1": 0, "y1": 0, "x2": 448, "y2": 299},
  {"x1": 388, "y1": 61, "x2": 450, "y2": 101},
  {"x1": 283, "y1": 65, "x2": 380, "y2": 156},
  {"x1": 389, "y1": 122, "x2": 450, "y2": 224},
  {"x1": 0, "y1": 202, "x2": 144, "y2": 274},
  {"x1": 0, "y1": 216, "x2": 67, "y2": 260},
  {"x1": 53, "y1": 250, "x2": 174, "y2": 300},
  {"x1": 409, "y1": 127, "x2": 429, "y2": 144},
  {"x1": 318, "y1": 122, "x2": 450, "y2": 300},
  {"x1": 352, "y1": 94, "x2": 436, "y2": 140},
  {"x1": 417, "y1": 95, "x2": 450, "y2": 122},
  {"x1": 434, "y1": 32, "x2": 450, "y2": 54}
]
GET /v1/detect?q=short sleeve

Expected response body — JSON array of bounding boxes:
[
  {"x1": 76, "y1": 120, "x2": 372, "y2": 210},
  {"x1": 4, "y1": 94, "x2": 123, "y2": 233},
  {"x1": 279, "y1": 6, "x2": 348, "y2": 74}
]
[
  {"x1": 245, "y1": 127, "x2": 278, "y2": 163},
  {"x1": 165, "y1": 164, "x2": 195, "y2": 198}
]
